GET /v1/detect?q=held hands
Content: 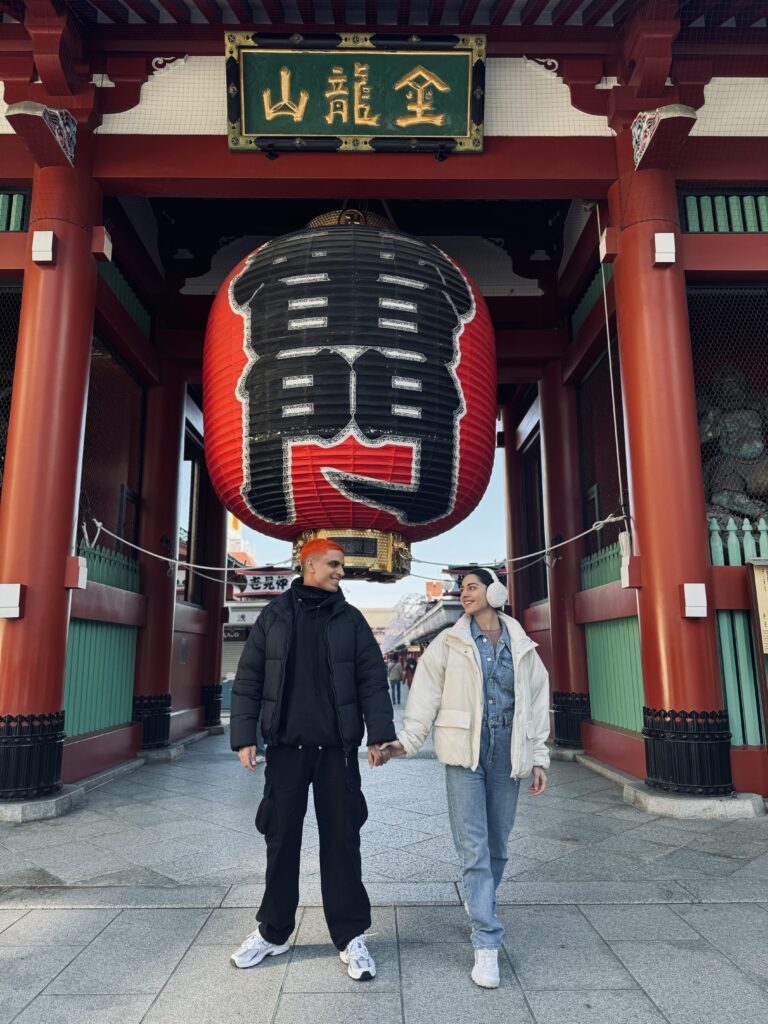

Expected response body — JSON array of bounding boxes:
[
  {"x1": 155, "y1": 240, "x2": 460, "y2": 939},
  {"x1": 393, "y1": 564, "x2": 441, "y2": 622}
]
[
  {"x1": 367, "y1": 740, "x2": 406, "y2": 768},
  {"x1": 528, "y1": 766, "x2": 547, "y2": 796}
]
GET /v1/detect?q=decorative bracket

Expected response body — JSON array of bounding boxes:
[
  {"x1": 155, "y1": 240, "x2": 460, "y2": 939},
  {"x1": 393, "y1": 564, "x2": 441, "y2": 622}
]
[
  {"x1": 5, "y1": 100, "x2": 77, "y2": 167},
  {"x1": 631, "y1": 104, "x2": 697, "y2": 170}
]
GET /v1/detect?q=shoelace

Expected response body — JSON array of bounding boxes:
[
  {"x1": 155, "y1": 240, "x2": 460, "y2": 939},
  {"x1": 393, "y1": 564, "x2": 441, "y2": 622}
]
[
  {"x1": 240, "y1": 929, "x2": 267, "y2": 951},
  {"x1": 476, "y1": 949, "x2": 496, "y2": 966},
  {"x1": 348, "y1": 937, "x2": 370, "y2": 962}
]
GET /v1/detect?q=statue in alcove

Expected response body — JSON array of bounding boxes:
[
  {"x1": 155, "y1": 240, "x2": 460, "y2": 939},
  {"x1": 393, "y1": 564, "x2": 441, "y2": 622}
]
[{"x1": 698, "y1": 365, "x2": 768, "y2": 521}]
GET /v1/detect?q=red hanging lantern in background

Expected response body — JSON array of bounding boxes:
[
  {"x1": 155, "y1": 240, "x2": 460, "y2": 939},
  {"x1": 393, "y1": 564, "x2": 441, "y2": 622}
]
[{"x1": 203, "y1": 212, "x2": 497, "y2": 580}]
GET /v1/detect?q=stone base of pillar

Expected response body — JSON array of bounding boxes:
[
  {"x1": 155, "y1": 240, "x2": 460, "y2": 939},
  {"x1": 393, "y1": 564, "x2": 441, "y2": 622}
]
[
  {"x1": 0, "y1": 712, "x2": 66, "y2": 801},
  {"x1": 552, "y1": 692, "x2": 590, "y2": 749},
  {"x1": 132, "y1": 694, "x2": 172, "y2": 750},
  {"x1": 643, "y1": 707, "x2": 733, "y2": 795},
  {"x1": 201, "y1": 684, "x2": 222, "y2": 728}
]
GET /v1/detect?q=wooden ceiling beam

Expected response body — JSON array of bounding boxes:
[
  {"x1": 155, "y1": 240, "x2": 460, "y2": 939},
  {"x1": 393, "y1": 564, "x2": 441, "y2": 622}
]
[
  {"x1": 519, "y1": 0, "x2": 551, "y2": 26},
  {"x1": 120, "y1": 0, "x2": 160, "y2": 22},
  {"x1": 580, "y1": 0, "x2": 622, "y2": 25},
  {"x1": 489, "y1": 0, "x2": 514, "y2": 25},
  {"x1": 86, "y1": 0, "x2": 131, "y2": 23},
  {"x1": 191, "y1": 0, "x2": 223, "y2": 22},
  {"x1": 549, "y1": 0, "x2": 586, "y2": 25}
]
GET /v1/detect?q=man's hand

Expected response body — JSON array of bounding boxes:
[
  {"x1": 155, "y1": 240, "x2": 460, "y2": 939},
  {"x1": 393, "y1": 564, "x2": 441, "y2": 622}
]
[
  {"x1": 238, "y1": 746, "x2": 259, "y2": 772},
  {"x1": 367, "y1": 744, "x2": 385, "y2": 768},
  {"x1": 528, "y1": 766, "x2": 547, "y2": 796},
  {"x1": 378, "y1": 740, "x2": 406, "y2": 759}
]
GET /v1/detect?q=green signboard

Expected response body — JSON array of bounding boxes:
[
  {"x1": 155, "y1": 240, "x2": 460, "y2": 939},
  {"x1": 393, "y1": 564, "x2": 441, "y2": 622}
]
[{"x1": 225, "y1": 33, "x2": 486, "y2": 155}]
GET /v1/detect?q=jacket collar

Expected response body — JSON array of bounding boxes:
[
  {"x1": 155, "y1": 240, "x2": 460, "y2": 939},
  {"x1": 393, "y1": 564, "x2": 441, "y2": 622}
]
[
  {"x1": 448, "y1": 611, "x2": 534, "y2": 650},
  {"x1": 270, "y1": 583, "x2": 347, "y2": 619}
]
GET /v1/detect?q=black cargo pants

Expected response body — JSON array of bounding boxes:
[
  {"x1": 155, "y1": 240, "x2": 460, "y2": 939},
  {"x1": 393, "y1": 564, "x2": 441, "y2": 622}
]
[{"x1": 255, "y1": 744, "x2": 371, "y2": 950}]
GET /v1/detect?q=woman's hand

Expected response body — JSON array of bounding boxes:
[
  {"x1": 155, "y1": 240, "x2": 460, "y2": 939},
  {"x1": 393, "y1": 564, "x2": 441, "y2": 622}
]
[{"x1": 528, "y1": 766, "x2": 547, "y2": 796}]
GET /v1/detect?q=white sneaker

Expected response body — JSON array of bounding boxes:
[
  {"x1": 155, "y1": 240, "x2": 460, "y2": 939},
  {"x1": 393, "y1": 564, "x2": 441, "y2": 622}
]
[
  {"x1": 471, "y1": 948, "x2": 500, "y2": 988},
  {"x1": 230, "y1": 928, "x2": 290, "y2": 969},
  {"x1": 340, "y1": 934, "x2": 376, "y2": 980}
]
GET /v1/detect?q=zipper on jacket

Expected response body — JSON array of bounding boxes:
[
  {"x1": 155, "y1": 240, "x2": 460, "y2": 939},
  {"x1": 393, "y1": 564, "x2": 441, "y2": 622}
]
[{"x1": 325, "y1": 613, "x2": 350, "y2": 755}]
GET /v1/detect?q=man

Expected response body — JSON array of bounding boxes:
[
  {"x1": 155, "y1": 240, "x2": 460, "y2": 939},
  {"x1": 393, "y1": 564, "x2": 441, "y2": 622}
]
[
  {"x1": 403, "y1": 653, "x2": 418, "y2": 691},
  {"x1": 229, "y1": 539, "x2": 396, "y2": 980}
]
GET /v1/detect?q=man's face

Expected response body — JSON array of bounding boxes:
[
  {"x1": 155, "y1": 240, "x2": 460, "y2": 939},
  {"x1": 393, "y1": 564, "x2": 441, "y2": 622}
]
[{"x1": 304, "y1": 550, "x2": 346, "y2": 592}]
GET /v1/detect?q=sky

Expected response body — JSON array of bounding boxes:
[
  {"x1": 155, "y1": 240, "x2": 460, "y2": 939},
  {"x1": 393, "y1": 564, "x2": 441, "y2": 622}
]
[{"x1": 241, "y1": 446, "x2": 508, "y2": 611}]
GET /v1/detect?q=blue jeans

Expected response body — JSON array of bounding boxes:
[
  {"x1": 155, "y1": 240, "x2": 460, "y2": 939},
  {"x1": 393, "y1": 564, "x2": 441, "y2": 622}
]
[{"x1": 445, "y1": 715, "x2": 520, "y2": 949}]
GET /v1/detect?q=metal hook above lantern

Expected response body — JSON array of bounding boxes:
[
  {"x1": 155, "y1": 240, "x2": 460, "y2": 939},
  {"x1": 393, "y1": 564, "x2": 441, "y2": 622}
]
[{"x1": 203, "y1": 209, "x2": 497, "y2": 581}]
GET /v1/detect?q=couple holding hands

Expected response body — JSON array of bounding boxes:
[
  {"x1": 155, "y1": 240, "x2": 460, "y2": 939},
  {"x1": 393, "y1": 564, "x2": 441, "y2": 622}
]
[{"x1": 229, "y1": 539, "x2": 550, "y2": 989}]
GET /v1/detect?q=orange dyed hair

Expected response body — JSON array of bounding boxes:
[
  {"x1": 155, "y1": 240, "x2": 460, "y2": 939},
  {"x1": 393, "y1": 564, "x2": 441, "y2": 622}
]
[{"x1": 298, "y1": 538, "x2": 346, "y2": 563}]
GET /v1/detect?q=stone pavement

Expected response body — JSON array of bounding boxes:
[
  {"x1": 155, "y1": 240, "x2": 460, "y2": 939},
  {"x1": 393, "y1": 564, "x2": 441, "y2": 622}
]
[{"x1": 3, "y1": 714, "x2": 768, "y2": 1022}]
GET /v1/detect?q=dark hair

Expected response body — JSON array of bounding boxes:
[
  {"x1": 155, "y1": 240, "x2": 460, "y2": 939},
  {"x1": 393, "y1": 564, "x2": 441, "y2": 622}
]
[{"x1": 462, "y1": 568, "x2": 494, "y2": 588}]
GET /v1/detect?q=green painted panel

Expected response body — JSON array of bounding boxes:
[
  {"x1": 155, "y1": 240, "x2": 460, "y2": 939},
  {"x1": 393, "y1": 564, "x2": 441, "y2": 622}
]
[
  {"x1": 580, "y1": 541, "x2": 621, "y2": 590},
  {"x1": 97, "y1": 262, "x2": 152, "y2": 339},
  {"x1": 570, "y1": 263, "x2": 614, "y2": 339},
  {"x1": 63, "y1": 620, "x2": 137, "y2": 737},
  {"x1": 685, "y1": 196, "x2": 700, "y2": 233},
  {"x1": 9, "y1": 194, "x2": 25, "y2": 231},
  {"x1": 79, "y1": 541, "x2": 140, "y2": 592},
  {"x1": 585, "y1": 617, "x2": 643, "y2": 733}
]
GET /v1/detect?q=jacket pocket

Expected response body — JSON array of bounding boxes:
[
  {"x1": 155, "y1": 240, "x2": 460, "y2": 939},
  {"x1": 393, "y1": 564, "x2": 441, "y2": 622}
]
[{"x1": 435, "y1": 709, "x2": 472, "y2": 729}]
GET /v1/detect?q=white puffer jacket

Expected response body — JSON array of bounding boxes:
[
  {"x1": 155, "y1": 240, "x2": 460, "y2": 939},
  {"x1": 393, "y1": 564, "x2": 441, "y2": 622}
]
[{"x1": 397, "y1": 612, "x2": 550, "y2": 777}]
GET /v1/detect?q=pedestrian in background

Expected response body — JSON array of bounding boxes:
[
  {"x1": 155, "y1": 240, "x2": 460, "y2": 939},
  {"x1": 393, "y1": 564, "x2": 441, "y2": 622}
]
[{"x1": 387, "y1": 655, "x2": 404, "y2": 706}]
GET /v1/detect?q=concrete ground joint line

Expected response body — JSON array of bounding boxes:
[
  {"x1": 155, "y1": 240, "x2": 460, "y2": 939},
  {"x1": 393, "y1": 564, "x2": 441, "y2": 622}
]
[
  {"x1": 393, "y1": 905, "x2": 406, "y2": 1024},
  {"x1": 137, "y1": 906, "x2": 214, "y2": 1024},
  {"x1": 502, "y1": 940, "x2": 535, "y2": 1021},
  {"x1": 269, "y1": 905, "x2": 304, "y2": 1024}
]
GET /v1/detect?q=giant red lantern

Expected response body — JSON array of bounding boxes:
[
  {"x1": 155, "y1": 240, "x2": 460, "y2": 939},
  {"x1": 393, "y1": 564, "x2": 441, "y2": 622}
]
[{"x1": 203, "y1": 214, "x2": 496, "y2": 579}]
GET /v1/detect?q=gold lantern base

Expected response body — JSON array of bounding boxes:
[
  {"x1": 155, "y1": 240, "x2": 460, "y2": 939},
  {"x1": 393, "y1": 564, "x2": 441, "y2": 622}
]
[{"x1": 293, "y1": 529, "x2": 411, "y2": 582}]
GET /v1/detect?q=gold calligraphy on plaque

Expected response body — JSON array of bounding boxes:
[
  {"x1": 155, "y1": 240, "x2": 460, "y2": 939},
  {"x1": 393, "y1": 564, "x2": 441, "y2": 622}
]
[
  {"x1": 324, "y1": 63, "x2": 381, "y2": 127},
  {"x1": 394, "y1": 66, "x2": 451, "y2": 128},
  {"x1": 262, "y1": 67, "x2": 309, "y2": 122}
]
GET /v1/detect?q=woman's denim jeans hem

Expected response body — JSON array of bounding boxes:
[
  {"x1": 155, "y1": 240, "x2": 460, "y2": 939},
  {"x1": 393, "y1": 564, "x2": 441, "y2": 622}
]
[{"x1": 445, "y1": 717, "x2": 520, "y2": 949}]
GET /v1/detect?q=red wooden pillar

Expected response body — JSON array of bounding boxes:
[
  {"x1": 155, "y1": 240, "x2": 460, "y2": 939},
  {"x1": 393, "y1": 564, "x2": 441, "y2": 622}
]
[
  {"x1": 539, "y1": 361, "x2": 590, "y2": 748},
  {"x1": 609, "y1": 148, "x2": 731, "y2": 794},
  {"x1": 131, "y1": 362, "x2": 186, "y2": 748},
  {"x1": 501, "y1": 403, "x2": 525, "y2": 620},
  {"x1": 201, "y1": 477, "x2": 227, "y2": 728},
  {"x1": 0, "y1": 161, "x2": 100, "y2": 799}
]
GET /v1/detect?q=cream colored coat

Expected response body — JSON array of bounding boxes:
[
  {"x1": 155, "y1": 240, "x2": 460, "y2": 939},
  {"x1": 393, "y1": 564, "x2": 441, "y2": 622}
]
[{"x1": 397, "y1": 612, "x2": 551, "y2": 777}]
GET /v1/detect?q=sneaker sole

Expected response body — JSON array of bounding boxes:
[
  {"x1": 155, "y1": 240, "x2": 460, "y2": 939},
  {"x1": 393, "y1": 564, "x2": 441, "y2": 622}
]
[
  {"x1": 471, "y1": 971, "x2": 499, "y2": 989},
  {"x1": 230, "y1": 942, "x2": 290, "y2": 969}
]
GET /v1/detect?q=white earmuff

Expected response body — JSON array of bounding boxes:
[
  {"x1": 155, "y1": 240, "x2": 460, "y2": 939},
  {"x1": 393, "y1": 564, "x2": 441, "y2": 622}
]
[{"x1": 485, "y1": 569, "x2": 508, "y2": 609}]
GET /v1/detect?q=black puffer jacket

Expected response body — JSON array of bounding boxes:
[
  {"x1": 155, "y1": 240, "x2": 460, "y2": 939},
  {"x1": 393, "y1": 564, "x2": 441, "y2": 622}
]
[{"x1": 230, "y1": 585, "x2": 396, "y2": 751}]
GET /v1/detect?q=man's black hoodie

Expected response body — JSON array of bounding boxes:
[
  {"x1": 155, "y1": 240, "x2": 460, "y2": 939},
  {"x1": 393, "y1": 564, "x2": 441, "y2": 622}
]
[{"x1": 277, "y1": 579, "x2": 343, "y2": 747}]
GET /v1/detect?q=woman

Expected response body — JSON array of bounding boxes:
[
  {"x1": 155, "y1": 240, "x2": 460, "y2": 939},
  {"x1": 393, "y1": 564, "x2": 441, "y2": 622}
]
[{"x1": 380, "y1": 568, "x2": 549, "y2": 989}]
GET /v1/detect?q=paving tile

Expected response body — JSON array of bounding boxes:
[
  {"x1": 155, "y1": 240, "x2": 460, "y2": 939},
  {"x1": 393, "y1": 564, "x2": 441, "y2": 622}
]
[
  {"x1": 365, "y1": 882, "x2": 460, "y2": 905},
  {"x1": 396, "y1": 905, "x2": 469, "y2": 943},
  {"x1": 0, "y1": 909, "x2": 118, "y2": 946},
  {"x1": 0, "y1": 946, "x2": 83, "y2": 1018},
  {"x1": 283, "y1": 939, "x2": 399, "y2": 993},
  {"x1": 143, "y1": 943, "x2": 286, "y2": 1023},
  {"x1": 364, "y1": 850, "x2": 459, "y2": 882},
  {"x1": 0, "y1": 886, "x2": 228, "y2": 909},
  {"x1": 0, "y1": 850, "x2": 64, "y2": 886},
  {"x1": 509, "y1": 942, "x2": 637, "y2": 991},
  {"x1": 525, "y1": 990, "x2": 667, "y2": 1024},
  {"x1": 679, "y1": 879, "x2": 768, "y2": 903},
  {"x1": 77, "y1": 867, "x2": 179, "y2": 887},
  {"x1": 506, "y1": 835, "x2": 583, "y2": 863},
  {"x1": 673, "y1": 904, "x2": 768, "y2": 986},
  {"x1": 498, "y1": 905, "x2": 605, "y2": 947},
  {"x1": 12, "y1": 993, "x2": 156, "y2": 1024},
  {"x1": 495, "y1": 881, "x2": 694, "y2": 905},
  {"x1": 400, "y1": 943, "x2": 533, "y2": 1024},
  {"x1": 22, "y1": 841, "x2": 137, "y2": 883},
  {"x1": 274, "y1": 993, "x2": 403, "y2": 1024},
  {"x1": 580, "y1": 905, "x2": 700, "y2": 941},
  {"x1": 0, "y1": 908, "x2": 29, "y2": 933},
  {"x1": 610, "y1": 939, "x2": 768, "y2": 1024}
]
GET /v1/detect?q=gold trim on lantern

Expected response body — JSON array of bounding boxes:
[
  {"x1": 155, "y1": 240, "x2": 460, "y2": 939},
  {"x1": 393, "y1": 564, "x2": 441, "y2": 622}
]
[
  {"x1": 293, "y1": 529, "x2": 411, "y2": 582},
  {"x1": 305, "y1": 209, "x2": 392, "y2": 228}
]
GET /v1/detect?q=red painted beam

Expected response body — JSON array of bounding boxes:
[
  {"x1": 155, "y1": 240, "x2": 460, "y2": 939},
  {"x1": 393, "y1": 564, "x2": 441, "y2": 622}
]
[
  {"x1": 523, "y1": 601, "x2": 550, "y2": 632},
  {"x1": 427, "y1": 0, "x2": 445, "y2": 25},
  {"x1": 295, "y1": 0, "x2": 314, "y2": 22},
  {"x1": 581, "y1": 721, "x2": 645, "y2": 778},
  {"x1": 329, "y1": 0, "x2": 346, "y2": 24},
  {"x1": 0, "y1": 231, "x2": 26, "y2": 275},
  {"x1": 154, "y1": 0, "x2": 192, "y2": 21},
  {"x1": 580, "y1": 0, "x2": 620, "y2": 26},
  {"x1": 95, "y1": 275, "x2": 160, "y2": 385},
  {"x1": 683, "y1": 233, "x2": 768, "y2": 279},
  {"x1": 365, "y1": 0, "x2": 377, "y2": 22},
  {"x1": 519, "y1": 0, "x2": 550, "y2": 25},
  {"x1": 549, "y1": 0, "x2": 585, "y2": 25},
  {"x1": 562, "y1": 278, "x2": 615, "y2": 386},
  {"x1": 228, "y1": 0, "x2": 253, "y2": 21},
  {"x1": 711, "y1": 565, "x2": 750, "y2": 610},
  {"x1": 496, "y1": 327, "x2": 568, "y2": 361},
  {"x1": 458, "y1": 0, "x2": 482, "y2": 24},
  {"x1": 574, "y1": 580, "x2": 638, "y2": 624},
  {"x1": 120, "y1": 0, "x2": 160, "y2": 21},
  {"x1": 557, "y1": 203, "x2": 602, "y2": 307},
  {"x1": 731, "y1": 748, "x2": 768, "y2": 796},
  {"x1": 259, "y1": 0, "x2": 284, "y2": 22},
  {"x1": 489, "y1": 0, "x2": 513, "y2": 25},
  {"x1": 71, "y1": 580, "x2": 147, "y2": 626},
  {"x1": 192, "y1": 0, "x2": 223, "y2": 22},
  {"x1": 93, "y1": 136, "x2": 617, "y2": 199},
  {"x1": 735, "y1": 1, "x2": 768, "y2": 28},
  {"x1": 62, "y1": 723, "x2": 142, "y2": 784},
  {"x1": 86, "y1": 0, "x2": 131, "y2": 23},
  {"x1": 174, "y1": 602, "x2": 209, "y2": 634}
]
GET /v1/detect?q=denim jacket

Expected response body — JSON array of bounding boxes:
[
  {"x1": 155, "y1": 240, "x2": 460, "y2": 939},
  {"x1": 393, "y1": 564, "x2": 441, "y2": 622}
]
[{"x1": 470, "y1": 617, "x2": 515, "y2": 718}]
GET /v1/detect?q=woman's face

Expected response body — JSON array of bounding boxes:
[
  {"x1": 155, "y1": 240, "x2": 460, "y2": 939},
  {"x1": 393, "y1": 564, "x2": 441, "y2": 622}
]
[{"x1": 460, "y1": 574, "x2": 490, "y2": 616}]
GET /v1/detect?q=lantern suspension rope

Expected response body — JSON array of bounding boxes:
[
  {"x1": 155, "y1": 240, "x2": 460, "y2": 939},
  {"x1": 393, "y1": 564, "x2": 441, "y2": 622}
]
[
  {"x1": 594, "y1": 203, "x2": 631, "y2": 544},
  {"x1": 81, "y1": 518, "x2": 293, "y2": 574}
]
